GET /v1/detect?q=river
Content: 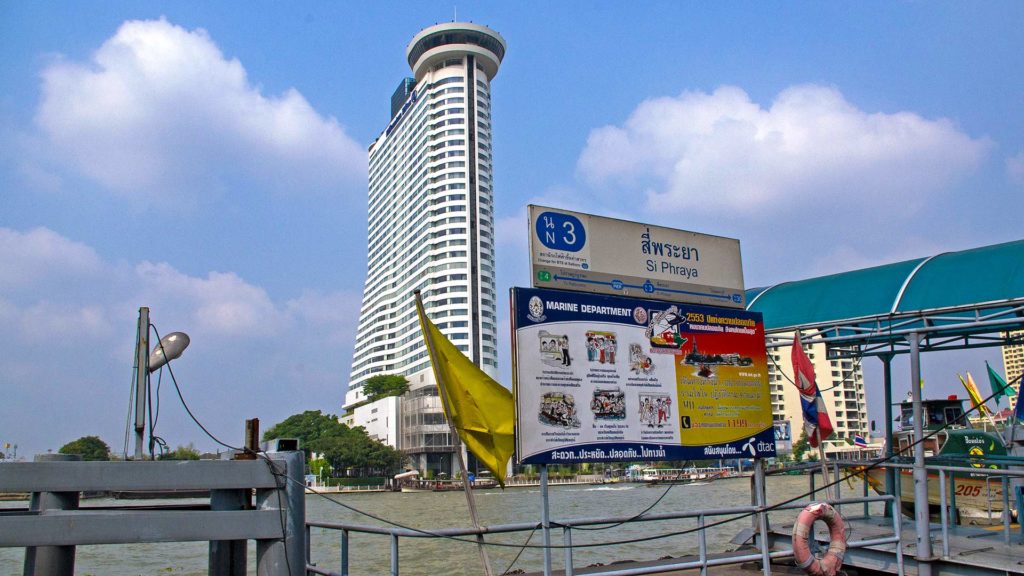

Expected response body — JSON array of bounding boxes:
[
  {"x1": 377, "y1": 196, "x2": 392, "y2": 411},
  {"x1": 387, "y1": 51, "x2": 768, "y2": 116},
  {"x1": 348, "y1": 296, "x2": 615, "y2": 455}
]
[{"x1": 1, "y1": 474, "x2": 864, "y2": 575}]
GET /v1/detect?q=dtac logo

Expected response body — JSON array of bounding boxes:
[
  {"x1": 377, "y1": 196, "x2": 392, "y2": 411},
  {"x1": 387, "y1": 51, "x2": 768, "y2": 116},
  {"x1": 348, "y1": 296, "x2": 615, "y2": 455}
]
[{"x1": 536, "y1": 211, "x2": 586, "y2": 252}]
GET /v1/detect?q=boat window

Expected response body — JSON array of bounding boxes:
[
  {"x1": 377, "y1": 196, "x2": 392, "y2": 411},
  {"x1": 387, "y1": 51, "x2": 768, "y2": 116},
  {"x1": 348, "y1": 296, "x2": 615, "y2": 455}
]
[{"x1": 944, "y1": 406, "x2": 966, "y2": 426}]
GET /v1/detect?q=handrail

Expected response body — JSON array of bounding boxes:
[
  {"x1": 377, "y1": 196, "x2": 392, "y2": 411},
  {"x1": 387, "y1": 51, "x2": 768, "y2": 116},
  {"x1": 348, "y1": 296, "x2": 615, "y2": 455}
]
[
  {"x1": 305, "y1": 492, "x2": 899, "y2": 576},
  {"x1": 0, "y1": 454, "x2": 306, "y2": 576}
]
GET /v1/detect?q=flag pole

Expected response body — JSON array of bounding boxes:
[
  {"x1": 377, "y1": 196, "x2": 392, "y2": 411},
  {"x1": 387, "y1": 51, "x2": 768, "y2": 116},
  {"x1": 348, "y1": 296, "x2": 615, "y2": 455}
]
[
  {"x1": 816, "y1": 429, "x2": 832, "y2": 500},
  {"x1": 415, "y1": 291, "x2": 495, "y2": 576}
]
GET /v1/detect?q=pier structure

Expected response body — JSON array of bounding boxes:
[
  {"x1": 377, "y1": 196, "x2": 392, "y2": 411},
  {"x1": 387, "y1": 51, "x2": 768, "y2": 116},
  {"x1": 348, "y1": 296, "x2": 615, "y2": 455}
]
[{"x1": 0, "y1": 451, "x2": 306, "y2": 576}]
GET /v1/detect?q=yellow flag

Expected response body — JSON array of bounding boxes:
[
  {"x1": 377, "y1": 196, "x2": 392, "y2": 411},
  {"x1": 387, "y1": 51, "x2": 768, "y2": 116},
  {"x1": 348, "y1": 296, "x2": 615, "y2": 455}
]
[
  {"x1": 959, "y1": 372, "x2": 991, "y2": 416},
  {"x1": 416, "y1": 295, "x2": 515, "y2": 486}
]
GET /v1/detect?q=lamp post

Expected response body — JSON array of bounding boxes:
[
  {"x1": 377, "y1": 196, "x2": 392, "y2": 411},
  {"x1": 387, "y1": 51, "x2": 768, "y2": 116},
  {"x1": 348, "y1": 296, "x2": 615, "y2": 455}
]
[{"x1": 132, "y1": 307, "x2": 190, "y2": 460}]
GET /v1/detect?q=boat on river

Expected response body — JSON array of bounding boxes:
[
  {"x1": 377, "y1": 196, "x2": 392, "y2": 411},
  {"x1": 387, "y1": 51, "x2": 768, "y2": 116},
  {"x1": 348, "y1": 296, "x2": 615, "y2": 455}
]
[
  {"x1": 642, "y1": 466, "x2": 734, "y2": 485},
  {"x1": 395, "y1": 470, "x2": 498, "y2": 492},
  {"x1": 863, "y1": 397, "x2": 1022, "y2": 524}
]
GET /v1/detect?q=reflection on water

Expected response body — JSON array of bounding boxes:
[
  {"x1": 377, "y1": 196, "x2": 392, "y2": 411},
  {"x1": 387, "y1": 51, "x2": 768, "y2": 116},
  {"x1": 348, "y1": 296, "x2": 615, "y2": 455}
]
[{"x1": 1, "y1": 475, "x2": 867, "y2": 575}]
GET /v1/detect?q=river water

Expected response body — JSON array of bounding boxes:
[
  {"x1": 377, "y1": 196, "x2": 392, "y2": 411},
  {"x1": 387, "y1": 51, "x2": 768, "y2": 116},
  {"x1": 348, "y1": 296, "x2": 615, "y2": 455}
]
[{"x1": 2, "y1": 475, "x2": 862, "y2": 575}]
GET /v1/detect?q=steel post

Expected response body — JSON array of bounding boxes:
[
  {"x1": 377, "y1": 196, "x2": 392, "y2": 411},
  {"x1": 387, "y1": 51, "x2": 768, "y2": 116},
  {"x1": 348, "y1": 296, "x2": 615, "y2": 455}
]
[
  {"x1": 256, "y1": 451, "x2": 305, "y2": 576},
  {"x1": 390, "y1": 534, "x2": 399, "y2": 576},
  {"x1": 133, "y1": 306, "x2": 150, "y2": 460},
  {"x1": 939, "y1": 470, "x2": 949, "y2": 559},
  {"x1": 541, "y1": 464, "x2": 552, "y2": 576},
  {"x1": 754, "y1": 460, "x2": 771, "y2": 576},
  {"x1": 881, "y1": 353, "x2": 896, "y2": 519},
  {"x1": 698, "y1": 514, "x2": 707, "y2": 576},
  {"x1": 909, "y1": 332, "x2": 933, "y2": 576},
  {"x1": 23, "y1": 492, "x2": 79, "y2": 575},
  {"x1": 23, "y1": 454, "x2": 81, "y2": 576},
  {"x1": 341, "y1": 529, "x2": 349, "y2": 576},
  {"x1": 563, "y1": 525, "x2": 574, "y2": 576},
  {"x1": 210, "y1": 489, "x2": 249, "y2": 575}
]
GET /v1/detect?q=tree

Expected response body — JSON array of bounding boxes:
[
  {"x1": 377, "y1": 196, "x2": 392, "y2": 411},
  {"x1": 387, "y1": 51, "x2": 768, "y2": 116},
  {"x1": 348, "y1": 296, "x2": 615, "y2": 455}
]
[
  {"x1": 159, "y1": 443, "x2": 201, "y2": 460},
  {"x1": 264, "y1": 410, "x2": 405, "y2": 476},
  {"x1": 59, "y1": 435, "x2": 111, "y2": 461},
  {"x1": 362, "y1": 374, "x2": 410, "y2": 401},
  {"x1": 263, "y1": 410, "x2": 349, "y2": 458},
  {"x1": 792, "y1": 429, "x2": 810, "y2": 462}
]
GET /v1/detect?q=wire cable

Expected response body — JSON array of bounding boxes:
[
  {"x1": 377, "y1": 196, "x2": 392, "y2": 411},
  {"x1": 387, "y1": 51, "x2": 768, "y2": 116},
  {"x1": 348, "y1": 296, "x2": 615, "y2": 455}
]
[{"x1": 154, "y1": 331, "x2": 1023, "y2": 558}]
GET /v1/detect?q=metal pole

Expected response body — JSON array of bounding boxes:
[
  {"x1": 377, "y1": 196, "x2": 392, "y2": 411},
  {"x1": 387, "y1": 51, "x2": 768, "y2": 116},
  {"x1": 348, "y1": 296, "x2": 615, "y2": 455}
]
[
  {"x1": 390, "y1": 534, "x2": 399, "y2": 576},
  {"x1": 1002, "y1": 475, "x2": 1011, "y2": 544},
  {"x1": 541, "y1": 464, "x2": 552, "y2": 576},
  {"x1": 256, "y1": 451, "x2": 305, "y2": 576},
  {"x1": 755, "y1": 460, "x2": 771, "y2": 576},
  {"x1": 23, "y1": 454, "x2": 80, "y2": 576},
  {"x1": 938, "y1": 470, "x2": 949, "y2": 559},
  {"x1": 415, "y1": 292, "x2": 494, "y2": 576},
  {"x1": 698, "y1": 514, "x2": 707, "y2": 576},
  {"x1": 881, "y1": 353, "x2": 896, "y2": 519},
  {"x1": 133, "y1": 306, "x2": 150, "y2": 460},
  {"x1": 563, "y1": 525, "x2": 574, "y2": 576},
  {"x1": 341, "y1": 530, "x2": 349, "y2": 576},
  {"x1": 908, "y1": 332, "x2": 933, "y2": 576},
  {"x1": 209, "y1": 489, "x2": 248, "y2": 575},
  {"x1": 892, "y1": 496, "x2": 905, "y2": 576}
]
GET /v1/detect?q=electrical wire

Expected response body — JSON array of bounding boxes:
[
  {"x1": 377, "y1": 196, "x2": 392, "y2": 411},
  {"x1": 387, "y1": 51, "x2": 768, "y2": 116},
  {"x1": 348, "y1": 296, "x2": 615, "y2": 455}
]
[
  {"x1": 122, "y1": 322, "x2": 142, "y2": 459},
  {"x1": 767, "y1": 344, "x2": 864, "y2": 394},
  {"x1": 154, "y1": 329, "x2": 1024, "y2": 562},
  {"x1": 149, "y1": 321, "x2": 294, "y2": 573},
  {"x1": 571, "y1": 476, "x2": 677, "y2": 531}
]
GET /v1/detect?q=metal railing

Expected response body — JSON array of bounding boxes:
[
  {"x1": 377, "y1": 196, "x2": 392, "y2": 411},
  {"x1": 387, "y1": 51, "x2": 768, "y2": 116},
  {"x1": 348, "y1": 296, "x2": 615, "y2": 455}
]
[
  {"x1": 0, "y1": 452, "x2": 306, "y2": 576},
  {"x1": 806, "y1": 459, "x2": 1024, "y2": 554},
  {"x1": 304, "y1": 466, "x2": 900, "y2": 576}
]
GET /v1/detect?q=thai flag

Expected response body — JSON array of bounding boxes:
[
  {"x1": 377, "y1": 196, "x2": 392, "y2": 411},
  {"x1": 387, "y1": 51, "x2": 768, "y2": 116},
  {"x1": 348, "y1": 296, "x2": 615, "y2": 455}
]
[
  {"x1": 791, "y1": 332, "x2": 834, "y2": 448},
  {"x1": 853, "y1": 435, "x2": 868, "y2": 448}
]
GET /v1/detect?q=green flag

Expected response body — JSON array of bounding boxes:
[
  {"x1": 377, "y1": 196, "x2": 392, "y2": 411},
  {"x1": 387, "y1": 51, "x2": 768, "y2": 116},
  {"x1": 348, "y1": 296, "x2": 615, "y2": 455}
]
[{"x1": 986, "y1": 361, "x2": 1015, "y2": 405}]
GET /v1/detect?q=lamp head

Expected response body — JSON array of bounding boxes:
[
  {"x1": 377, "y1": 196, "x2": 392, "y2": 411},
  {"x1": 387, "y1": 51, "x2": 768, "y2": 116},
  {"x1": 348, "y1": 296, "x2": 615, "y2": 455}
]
[{"x1": 149, "y1": 332, "x2": 190, "y2": 372}]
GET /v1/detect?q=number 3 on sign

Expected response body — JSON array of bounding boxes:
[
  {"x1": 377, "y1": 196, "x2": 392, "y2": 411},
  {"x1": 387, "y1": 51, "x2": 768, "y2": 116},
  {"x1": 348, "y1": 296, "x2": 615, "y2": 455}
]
[{"x1": 536, "y1": 211, "x2": 587, "y2": 252}]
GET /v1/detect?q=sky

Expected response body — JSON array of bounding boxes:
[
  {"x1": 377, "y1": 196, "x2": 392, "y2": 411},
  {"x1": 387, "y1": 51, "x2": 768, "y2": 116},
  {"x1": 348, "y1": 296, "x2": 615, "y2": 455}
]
[{"x1": 2, "y1": 2, "x2": 1023, "y2": 459}]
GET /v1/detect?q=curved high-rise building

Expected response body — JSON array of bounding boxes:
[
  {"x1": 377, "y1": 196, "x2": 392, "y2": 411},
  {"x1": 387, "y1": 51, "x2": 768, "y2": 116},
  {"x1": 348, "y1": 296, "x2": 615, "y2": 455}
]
[{"x1": 344, "y1": 23, "x2": 505, "y2": 476}]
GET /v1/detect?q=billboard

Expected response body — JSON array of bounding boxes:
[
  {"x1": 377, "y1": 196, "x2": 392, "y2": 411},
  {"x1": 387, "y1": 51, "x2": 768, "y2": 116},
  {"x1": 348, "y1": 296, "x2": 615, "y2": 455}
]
[
  {"x1": 774, "y1": 420, "x2": 793, "y2": 454},
  {"x1": 512, "y1": 287, "x2": 775, "y2": 464},
  {"x1": 528, "y1": 205, "x2": 746, "y2": 308}
]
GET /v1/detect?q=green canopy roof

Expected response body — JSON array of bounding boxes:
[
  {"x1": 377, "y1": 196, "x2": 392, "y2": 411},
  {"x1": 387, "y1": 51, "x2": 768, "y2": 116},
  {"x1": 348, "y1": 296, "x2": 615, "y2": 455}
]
[{"x1": 746, "y1": 240, "x2": 1024, "y2": 345}]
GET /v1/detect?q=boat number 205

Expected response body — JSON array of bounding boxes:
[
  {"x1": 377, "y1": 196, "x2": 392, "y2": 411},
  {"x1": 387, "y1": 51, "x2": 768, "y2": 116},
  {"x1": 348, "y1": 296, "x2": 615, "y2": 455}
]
[{"x1": 954, "y1": 485, "x2": 983, "y2": 497}]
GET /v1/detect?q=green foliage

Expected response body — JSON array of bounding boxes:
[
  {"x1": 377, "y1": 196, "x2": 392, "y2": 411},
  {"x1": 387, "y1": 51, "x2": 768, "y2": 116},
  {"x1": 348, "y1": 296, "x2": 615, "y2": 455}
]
[
  {"x1": 159, "y1": 443, "x2": 201, "y2": 460},
  {"x1": 264, "y1": 410, "x2": 406, "y2": 476},
  {"x1": 263, "y1": 410, "x2": 348, "y2": 451},
  {"x1": 362, "y1": 374, "x2": 410, "y2": 400},
  {"x1": 792, "y1": 428, "x2": 810, "y2": 461},
  {"x1": 59, "y1": 435, "x2": 110, "y2": 461}
]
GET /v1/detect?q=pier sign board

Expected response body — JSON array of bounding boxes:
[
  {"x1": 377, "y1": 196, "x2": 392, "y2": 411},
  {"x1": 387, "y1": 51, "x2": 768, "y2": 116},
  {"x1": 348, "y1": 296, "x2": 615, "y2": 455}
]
[
  {"x1": 512, "y1": 287, "x2": 775, "y2": 464},
  {"x1": 528, "y1": 205, "x2": 746, "y2": 308}
]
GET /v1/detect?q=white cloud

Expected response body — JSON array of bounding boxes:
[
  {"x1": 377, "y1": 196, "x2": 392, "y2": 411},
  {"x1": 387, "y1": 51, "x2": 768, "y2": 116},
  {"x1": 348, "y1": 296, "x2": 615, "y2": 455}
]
[
  {"x1": 0, "y1": 226, "x2": 357, "y2": 457},
  {"x1": 0, "y1": 227, "x2": 103, "y2": 291},
  {"x1": 578, "y1": 85, "x2": 990, "y2": 217},
  {"x1": 134, "y1": 262, "x2": 286, "y2": 337},
  {"x1": 1008, "y1": 151, "x2": 1024, "y2": 186},
  {"x1": 35, "y1": 18, "x2": 366, "y2": 202}
]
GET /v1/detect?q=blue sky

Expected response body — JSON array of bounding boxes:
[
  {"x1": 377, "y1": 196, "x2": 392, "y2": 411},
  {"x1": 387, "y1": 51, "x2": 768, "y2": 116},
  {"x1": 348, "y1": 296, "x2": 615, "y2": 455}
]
[{"x1": 2, "y1": 2, "x2": 1022, "y2": 458}]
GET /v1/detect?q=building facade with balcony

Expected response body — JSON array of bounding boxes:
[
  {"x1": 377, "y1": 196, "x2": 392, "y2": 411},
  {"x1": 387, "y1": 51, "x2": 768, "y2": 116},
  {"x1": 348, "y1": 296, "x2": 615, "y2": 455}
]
[{"x1": 343, "y1": 23, "x2": 505, "y2": 476}]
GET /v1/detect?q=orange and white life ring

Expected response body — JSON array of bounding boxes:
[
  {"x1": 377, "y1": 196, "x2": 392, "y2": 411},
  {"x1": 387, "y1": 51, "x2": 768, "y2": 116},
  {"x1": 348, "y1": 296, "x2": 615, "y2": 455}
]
[{"x1": 792, "y1": 502, "x2": 847, "y2": 576}]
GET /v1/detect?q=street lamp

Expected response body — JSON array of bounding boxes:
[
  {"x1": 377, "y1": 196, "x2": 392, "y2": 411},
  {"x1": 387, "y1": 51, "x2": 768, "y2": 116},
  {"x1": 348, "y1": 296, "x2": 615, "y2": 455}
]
[{"x1": 132, "y1": 307, "x2": 190, "y2": 460}]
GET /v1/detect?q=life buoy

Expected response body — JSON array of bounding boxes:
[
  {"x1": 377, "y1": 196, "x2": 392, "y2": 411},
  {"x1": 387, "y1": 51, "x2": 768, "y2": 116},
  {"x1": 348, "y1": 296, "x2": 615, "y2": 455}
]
[{"x1": 792, "y1": 502, "x2": 847, "y2": 576}]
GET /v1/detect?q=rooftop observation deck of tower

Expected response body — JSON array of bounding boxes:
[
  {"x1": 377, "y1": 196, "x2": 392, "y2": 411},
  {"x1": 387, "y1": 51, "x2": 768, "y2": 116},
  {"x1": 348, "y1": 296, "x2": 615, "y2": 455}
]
[{"x1": 406, "y1": 22, "x2": 507, "y2": 81}]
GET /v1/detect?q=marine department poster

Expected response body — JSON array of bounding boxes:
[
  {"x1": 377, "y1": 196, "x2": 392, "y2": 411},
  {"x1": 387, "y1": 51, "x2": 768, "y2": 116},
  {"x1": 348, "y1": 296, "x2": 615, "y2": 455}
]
[{"x1": 512, "y1": 287, "x2": 775, "y2": 464}]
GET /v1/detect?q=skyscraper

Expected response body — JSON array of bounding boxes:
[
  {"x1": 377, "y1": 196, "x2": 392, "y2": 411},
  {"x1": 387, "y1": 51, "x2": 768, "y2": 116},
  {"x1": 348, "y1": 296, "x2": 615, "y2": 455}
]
[{"x1": 343, "y1": 23, "x2": 505, "y2": 476}]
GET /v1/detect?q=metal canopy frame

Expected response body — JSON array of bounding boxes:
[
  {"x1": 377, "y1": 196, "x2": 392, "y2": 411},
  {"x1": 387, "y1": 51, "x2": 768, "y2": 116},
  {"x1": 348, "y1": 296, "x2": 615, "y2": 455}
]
[
  {"x1": 761, "y1": 298, "x2": 1024, "y2": 356},
  {"x1": 756, "y1": 297, "x2": 1024, "y2": 576}
]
